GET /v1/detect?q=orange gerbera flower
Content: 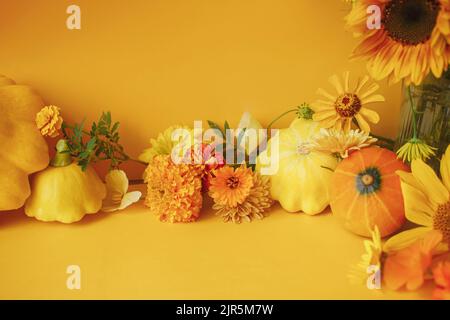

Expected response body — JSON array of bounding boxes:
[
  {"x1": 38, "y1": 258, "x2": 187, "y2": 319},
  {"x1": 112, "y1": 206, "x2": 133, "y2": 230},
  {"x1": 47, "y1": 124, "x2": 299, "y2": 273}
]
[
  {"x1": 383, "y1": 230, "x2": 443, "y2": 291},
  {"x1": 346, "y1": 0, "x2": 450, "y2": 85},
  {"x1": 209, "y1": 165, "x2": 254, "y2": 207},
  {"x1": 432, "y1": 261, "x2": 450, "y2": 300}
]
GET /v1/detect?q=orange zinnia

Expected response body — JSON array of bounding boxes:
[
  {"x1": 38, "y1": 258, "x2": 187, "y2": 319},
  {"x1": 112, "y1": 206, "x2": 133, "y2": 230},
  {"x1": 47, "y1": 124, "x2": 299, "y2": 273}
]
[
  {"x1": 383, "y1": 230, "x2": 443, "y2": 290},
  {"x1": 209, "y1": 165, "x2": 254, "y2": 207},
  {"x1": 346, "y1": 0, "x2": 450, "y2": 85}
]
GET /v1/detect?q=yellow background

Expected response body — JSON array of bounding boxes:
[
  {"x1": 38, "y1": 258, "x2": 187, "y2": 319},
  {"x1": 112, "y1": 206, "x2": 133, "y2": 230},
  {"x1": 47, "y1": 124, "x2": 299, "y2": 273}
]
[{"x1": 0, "y1": 0, "x2": 423, "y2": 299}]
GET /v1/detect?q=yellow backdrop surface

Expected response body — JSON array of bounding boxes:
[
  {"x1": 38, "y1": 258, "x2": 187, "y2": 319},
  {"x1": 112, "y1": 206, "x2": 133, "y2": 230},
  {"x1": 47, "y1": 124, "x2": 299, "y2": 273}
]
[{"x1": 0, "y1": 0, "x2": 421, "y2": 299}]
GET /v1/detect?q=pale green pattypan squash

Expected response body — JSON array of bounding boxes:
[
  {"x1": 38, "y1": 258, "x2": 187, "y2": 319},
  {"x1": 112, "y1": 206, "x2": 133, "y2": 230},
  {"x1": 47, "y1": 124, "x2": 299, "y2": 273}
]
[
  {"x1": 25, "y1": 140, "x2": 106, "y2": 223},
  {"x1": 257, "y1": 118, "x2": 338, "y2": 215}
]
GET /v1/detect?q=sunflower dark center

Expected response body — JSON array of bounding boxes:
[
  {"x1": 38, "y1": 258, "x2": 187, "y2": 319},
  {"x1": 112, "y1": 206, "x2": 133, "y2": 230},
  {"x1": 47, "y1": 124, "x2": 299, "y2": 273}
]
[
  {"x1": 383, "y1": 0, "x2": 441, "y2": 45},
  {"x1": 335, "y1": 93, "x2": 362, "y2": 118},
  {"x1": 356, "y1": 167, "x2": 382, "y2": 195},
  {"x1": 226, "y1": 176, "x2": 240, "y2": 189},
  {"x1": 434, "y1": 201, "x2": 450, "y2": 243}
]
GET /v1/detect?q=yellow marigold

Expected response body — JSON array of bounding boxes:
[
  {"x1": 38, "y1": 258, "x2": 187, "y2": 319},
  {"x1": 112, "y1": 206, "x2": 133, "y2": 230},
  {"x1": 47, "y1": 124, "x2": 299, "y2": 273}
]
[
  {"x1": 209, "y1": 165, "x2": 254, "y2": 207},
  {"x1": 212, "y1": 172, "x2": 273, "y2": 223},
  {"x1": 144, "y1": 155, "x2": 203, "y2": 223},
  {"x1": 35, "y1": 105, "x2": 63, "y2": 138}
]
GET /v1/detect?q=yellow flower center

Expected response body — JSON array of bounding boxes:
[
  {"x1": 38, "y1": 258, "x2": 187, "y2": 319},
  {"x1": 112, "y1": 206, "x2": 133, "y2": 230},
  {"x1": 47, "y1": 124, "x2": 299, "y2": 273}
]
[
  {"x1": 226, "y1": 176, "x2": 240, "y2": 189},
  {"x1": 297, "y1": 143, "x2": 312, "y2": 155},
  {"x1": 383, "y1": 0, "x2": 440, "y2": 45},
  {"x1": 434, "y1": 201, "x2": 450, "y2": 243},
  {"x1": 334, "y1": 93, "x2": 361, "y2": 118}
]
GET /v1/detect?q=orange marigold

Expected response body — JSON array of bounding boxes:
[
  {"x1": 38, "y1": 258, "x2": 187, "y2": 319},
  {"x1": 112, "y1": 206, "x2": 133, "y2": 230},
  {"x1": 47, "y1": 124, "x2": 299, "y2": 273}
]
[
  {"x1": 36, "y1": 105, "x2": 63, "y2": 137},
  {"x1": 144, "y1": 155, "x2": 203, "y2": 223}
]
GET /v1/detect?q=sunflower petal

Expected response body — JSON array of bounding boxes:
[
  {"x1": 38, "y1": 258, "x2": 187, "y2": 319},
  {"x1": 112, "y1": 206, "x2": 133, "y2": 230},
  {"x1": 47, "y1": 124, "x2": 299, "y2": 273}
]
[
  {"x1": 383, "y1": 227, "x2": 432, "y2": 253},
  {"x1": 400, "y1": 182, "x2": 434, "y2": 226},
  {"x1": 440, "y1": 145, "x2": 450, "y2": 192},
  {"x1": 412, "y1": 159, "x2": 449, "y2": 205}
]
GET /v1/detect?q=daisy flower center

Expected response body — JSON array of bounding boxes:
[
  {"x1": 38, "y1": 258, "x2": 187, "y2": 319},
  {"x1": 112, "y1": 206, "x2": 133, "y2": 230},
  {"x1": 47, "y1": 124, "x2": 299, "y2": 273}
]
[
  {"x1": 334, "y1": 93, "x2": 362, "y2": 118},
  {"x1": 434, "y1": 201, "x2": 450, "y2": 243},
  {"x1": 383, "y1": 0, "x2": 440, "y2": 45},
  {"x1": 226, "y1": 176, "x2": 240, "y2": 189}
]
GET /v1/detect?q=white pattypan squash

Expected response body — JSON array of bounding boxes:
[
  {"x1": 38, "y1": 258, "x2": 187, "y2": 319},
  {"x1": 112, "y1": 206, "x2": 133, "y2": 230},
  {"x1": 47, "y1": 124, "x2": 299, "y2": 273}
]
[{"x1": 257, "y1": 118, "x2": 338, "y2": 215}]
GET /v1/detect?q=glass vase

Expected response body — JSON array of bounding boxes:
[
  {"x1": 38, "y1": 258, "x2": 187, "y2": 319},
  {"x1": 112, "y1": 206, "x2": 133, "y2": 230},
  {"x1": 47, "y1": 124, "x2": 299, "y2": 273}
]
[{"x1": 396, "y1": 70, "x2": 450, "y2": 172}]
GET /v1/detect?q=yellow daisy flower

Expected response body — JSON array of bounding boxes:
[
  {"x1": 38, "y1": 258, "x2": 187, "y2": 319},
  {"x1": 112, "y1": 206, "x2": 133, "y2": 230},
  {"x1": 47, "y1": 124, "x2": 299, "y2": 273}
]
[
  {"x1": 312, "y1": 72, "x2": 383, "y2": 133},
  {"x1": 138, "y1": 125, "x2": 193, "y2": 163},
  {"x1": 384, "y1": 145, "x2": 450, "y2": 253},
  {"x1": 396, "y1": 138, "x2": 437, "y2": 163},
  {"x1": 348, "y1": 226, "x2": 384, "y2": 286}
]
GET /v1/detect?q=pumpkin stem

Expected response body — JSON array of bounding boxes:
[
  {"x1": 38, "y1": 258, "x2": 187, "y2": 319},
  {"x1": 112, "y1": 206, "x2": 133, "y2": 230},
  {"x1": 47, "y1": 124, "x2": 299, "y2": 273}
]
[{"x1": 51, "y1": 139, "x2": 73, "y2": 167}]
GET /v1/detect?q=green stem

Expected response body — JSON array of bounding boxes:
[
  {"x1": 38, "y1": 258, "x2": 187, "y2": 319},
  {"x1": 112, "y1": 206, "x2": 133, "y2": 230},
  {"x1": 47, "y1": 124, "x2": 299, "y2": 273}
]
[
  {"x1": 267, "y1": 109, "x2": 298, "y2": 130},
  {"x1": 51, "y1": 139, "x2": 73, "y2": 167},
  {"x1": 408, "y1": 85, "x2": 418, "y2": 139}
]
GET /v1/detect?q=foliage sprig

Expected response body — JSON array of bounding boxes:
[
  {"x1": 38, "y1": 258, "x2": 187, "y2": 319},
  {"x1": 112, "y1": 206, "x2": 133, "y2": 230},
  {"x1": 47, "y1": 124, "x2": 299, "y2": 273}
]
[{"x1": 62, "y1": 111, "x2": 129, "y2": 171}]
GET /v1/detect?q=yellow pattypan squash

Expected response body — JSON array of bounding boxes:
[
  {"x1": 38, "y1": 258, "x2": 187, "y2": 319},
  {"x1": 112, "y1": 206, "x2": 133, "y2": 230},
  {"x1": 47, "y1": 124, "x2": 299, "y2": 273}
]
[
  {"x1": 0, "y1": 75, "x2": 49, "y2": 211},
  {"x1": 257, "y1": 118, "x2": 338, "y2": 215},
  {"x1": 25, "y1": 140, "x2": 106, "y2": 223}
]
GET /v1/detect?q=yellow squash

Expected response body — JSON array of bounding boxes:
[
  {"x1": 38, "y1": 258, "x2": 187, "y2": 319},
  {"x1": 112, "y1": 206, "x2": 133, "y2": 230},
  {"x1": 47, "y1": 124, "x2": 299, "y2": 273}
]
[
  {"x1": 257, "y1": 118, "x2": 338, "y2": 214},
  {"x1": 25, "y1": 140, "x2": 106, "y2": 223},
  {"x1": 0, "y1": 75, "x2": 49, "y2": 210}
]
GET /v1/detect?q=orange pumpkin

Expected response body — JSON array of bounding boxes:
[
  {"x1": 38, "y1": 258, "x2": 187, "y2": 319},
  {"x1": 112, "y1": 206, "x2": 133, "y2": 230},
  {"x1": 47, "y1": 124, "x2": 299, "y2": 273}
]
[{"x1": 330, "y1": 147, "x2": 409, "y2": 237}]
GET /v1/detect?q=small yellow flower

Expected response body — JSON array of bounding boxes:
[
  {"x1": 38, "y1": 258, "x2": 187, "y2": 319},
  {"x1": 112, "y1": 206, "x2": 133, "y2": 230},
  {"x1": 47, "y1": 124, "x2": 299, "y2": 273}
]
[
  {"x1": 384, "y1": 145, "x2": 450, "y2": 253},
  {"x1": 311, "y1": 128, "x2": 377, "y2": 159},
  {"x1": 35, "y1": 105, "x2": 63, "y2": 138},
  {"x1": 138, "y1": 125, "x2": 193, "y2": 163},
  {"x1": 102, "y1": 169, "x2": 142, "y2": 212},
  {"x1": 396, "y1": 138, "x2": 437, "y2": 163},
  {"x1": 348, "y1": 226, "x2": 384, "y2": 286},
  {"x1": 312, "y1": 72, "x2": 383, "y2": 133}
]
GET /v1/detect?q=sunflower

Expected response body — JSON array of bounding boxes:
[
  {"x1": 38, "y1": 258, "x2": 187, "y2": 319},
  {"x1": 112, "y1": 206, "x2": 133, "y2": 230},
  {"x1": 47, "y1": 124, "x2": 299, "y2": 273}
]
[
  {"x1": 346, "y1": 0, "x2": 450, "y2": 85},
  {"x1": 311, "y1": 72, "x2": 383, "y2": 133},
  {"x1": 208, "y1": 165, "x2": 254, "y2": 207},
  {"x1": 312, "y1": 128, "x2": 377, "y2": 159},
  {"x1": 383, "y1": 145, "x2": 450, "y2": 252}
]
